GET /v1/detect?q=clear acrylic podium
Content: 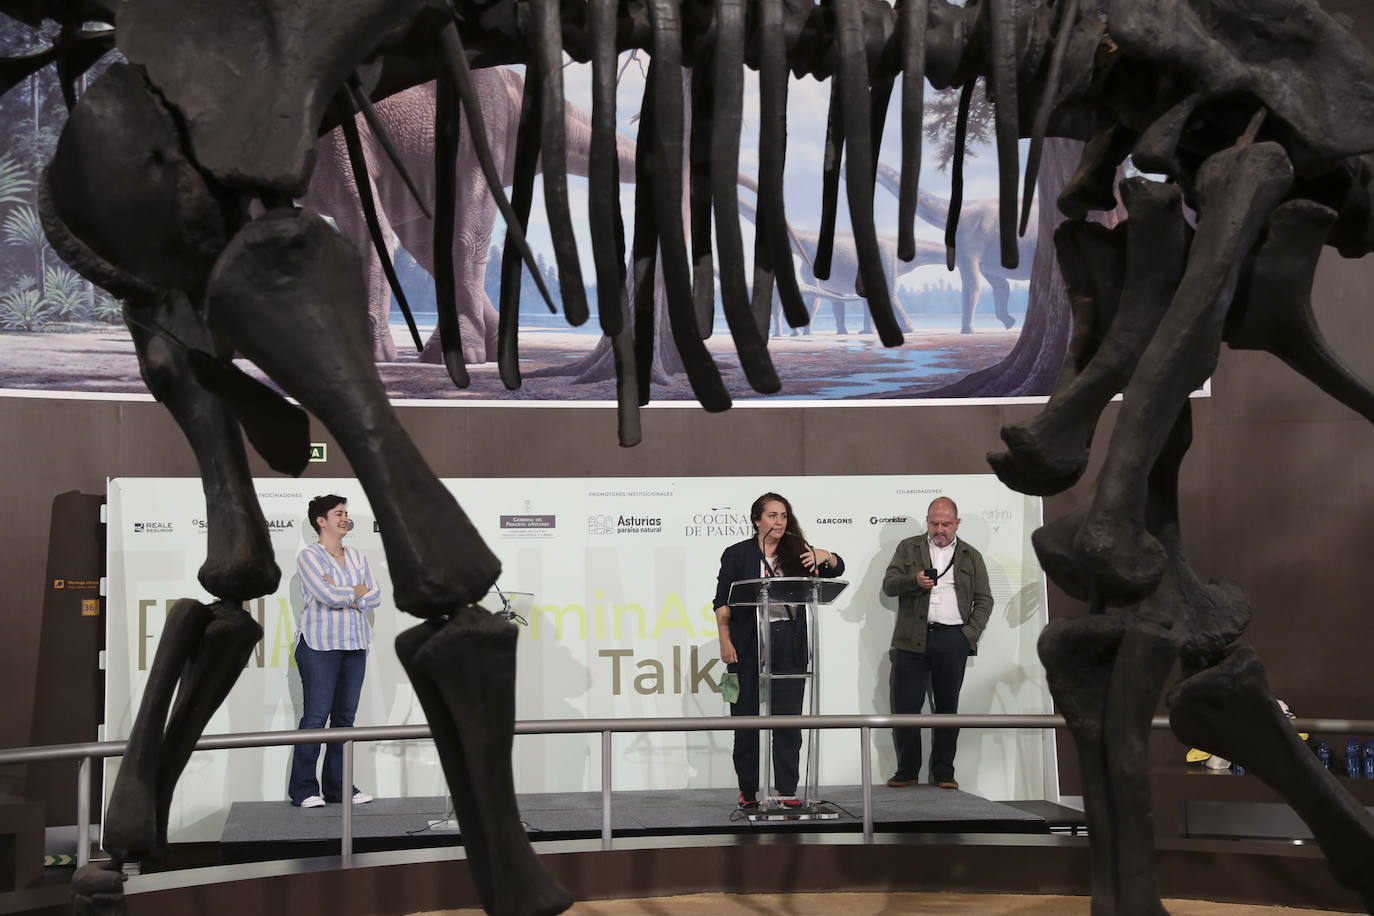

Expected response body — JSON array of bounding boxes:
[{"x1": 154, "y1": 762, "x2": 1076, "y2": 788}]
[{"x1": 727, "y1": 575, "x2": 848, "y2": 820}]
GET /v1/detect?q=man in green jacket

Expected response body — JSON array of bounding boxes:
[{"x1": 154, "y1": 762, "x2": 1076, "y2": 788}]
[{"x1": 881, "y1": 496, "x2": 993, "y2": 790}]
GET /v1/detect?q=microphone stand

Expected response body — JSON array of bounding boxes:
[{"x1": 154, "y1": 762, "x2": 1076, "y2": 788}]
[{"x1": 492, "y1": 583, "x2": 528, "y2": 626}]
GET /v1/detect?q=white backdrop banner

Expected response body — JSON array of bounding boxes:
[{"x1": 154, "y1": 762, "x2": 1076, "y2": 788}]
[{"x1": 105, "y1": 474, "x2": 1052, "y2": 843}]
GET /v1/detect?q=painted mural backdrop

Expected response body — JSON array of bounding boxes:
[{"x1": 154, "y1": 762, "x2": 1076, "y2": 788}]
[
  {"x1": 106, "y1": 474, "x2": 1051, "y2": 842},
  {"x1": 0, "y1": 15, "x2": 1068, "y2": 403}
]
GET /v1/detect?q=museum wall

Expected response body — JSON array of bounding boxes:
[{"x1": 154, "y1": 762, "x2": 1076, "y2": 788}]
[{"x1": 3, "y1": 243, "x2": 1373, "y2": 812}]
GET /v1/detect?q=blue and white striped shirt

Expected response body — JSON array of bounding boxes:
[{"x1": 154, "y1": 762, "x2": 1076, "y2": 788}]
[{"x1": 296, "y1": 542, "x2": 380, "y2": 651}]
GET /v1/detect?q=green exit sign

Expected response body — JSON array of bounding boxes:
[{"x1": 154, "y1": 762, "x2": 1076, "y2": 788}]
[{"x1": 309, "y1": 443, "x2": 328, "y2": 462}]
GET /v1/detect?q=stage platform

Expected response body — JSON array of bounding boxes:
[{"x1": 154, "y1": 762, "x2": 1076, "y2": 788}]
[{"x1": 220, "y1": 786, "x2": 1085, "y2": 864}]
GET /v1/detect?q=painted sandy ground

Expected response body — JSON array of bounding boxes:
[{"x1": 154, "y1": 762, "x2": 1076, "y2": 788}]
[{"x1": 0, "y1": 324, "x2": 1019, "y2": 402}]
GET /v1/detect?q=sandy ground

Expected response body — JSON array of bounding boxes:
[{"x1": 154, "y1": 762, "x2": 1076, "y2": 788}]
[{"x1": 0, "y1": 323, "x2": 1019, "y2": 402}]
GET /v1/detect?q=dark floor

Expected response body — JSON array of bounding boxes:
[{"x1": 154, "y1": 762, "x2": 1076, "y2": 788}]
[
  {"x1": 220, "y1": 784, "x2": 1084, "y2": 863},
  {"x1": 433, "y1": 890, "x2": 1356, "y2": 915}
]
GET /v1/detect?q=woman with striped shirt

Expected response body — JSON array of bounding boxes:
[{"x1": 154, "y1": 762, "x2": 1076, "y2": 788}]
[{"x1": 288, "y1": 494, "x2": 381, "y2": 808}]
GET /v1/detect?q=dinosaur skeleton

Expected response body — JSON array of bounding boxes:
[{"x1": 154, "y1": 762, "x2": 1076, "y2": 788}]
[
  {"x1": 5, "y1": 0, "x2": 1374, "y2": 914},
  {"x1": 302, "y1": 67, "x2": 641, "y2": 366}
]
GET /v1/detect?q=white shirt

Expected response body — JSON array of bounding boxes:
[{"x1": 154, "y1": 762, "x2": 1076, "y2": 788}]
[
  {"x1": 760, "y1": 555, "x2": 791, "y2": 620},
  {"x1": 927, "y1": 537, "x2": 962, "y2": 626},
  {"x1": 296, "y1": 542, "x2": 380, "y2": 651}
]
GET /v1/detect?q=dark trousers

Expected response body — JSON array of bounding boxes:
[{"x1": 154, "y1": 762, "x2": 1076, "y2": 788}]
[
  {"x1": 892, "y1": 625, "x2": 970, "y2": 782},
  {"x1": 731, "y1": 617, "x2": 807, "y2": 798},
  {"x1": 289, "y1": 638, "x2": 367, "y2": 804}
]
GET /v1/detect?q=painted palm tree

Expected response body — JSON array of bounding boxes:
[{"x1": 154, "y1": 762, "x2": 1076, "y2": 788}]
[
  {"x1": 3, "y1": 202, "x2": 47, "y2": 288},
  {"x1": 0, "y1": 153, "x2": 33, "y2": 207}
]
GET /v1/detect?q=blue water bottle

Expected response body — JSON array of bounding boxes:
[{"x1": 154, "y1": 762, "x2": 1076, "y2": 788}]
[
  {"x1": 1317, "y1": 740, "x2": 1331, "y2": 770},
  {"x1": 1364, "y1": 740, "x2": 1374, "y2": 779},
  {"x1": 1347, "y1": 738, "x2": 1361, "y2": 777}
]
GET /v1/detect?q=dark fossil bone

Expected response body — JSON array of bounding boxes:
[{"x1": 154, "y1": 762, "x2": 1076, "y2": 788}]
[
  {"x1": 396, "y1": 610, "x2": 575, "y2": 916},
  {"x1": 10, "y1": 1, "x2": 1374, "y2": 914}
]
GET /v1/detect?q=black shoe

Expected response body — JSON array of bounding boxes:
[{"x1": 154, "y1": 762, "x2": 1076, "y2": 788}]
[
  {"x1": 886, "y1": 774, "x2": 920, "y2": 788},
  {"x1": 737, "y1": 794, "x2": 759, "y2": 811}
]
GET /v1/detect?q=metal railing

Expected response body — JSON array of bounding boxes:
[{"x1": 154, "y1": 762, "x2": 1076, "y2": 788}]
[{"x1": 4, "y1": 713, "x2": 1371, "y2": 869}]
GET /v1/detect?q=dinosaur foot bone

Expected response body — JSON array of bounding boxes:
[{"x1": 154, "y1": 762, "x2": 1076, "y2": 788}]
[
  {"x1": 1039, "y1": 615, "x2": 1178, "y2": 916},
  {"x1": 102, "y1": 599, "x2": 213, "y2": 861},
  {"x1": 397, "y1": 609, "x2": 574, "y2": 916},
  {"x1": 73, "y1": 862, "x2": 126, "y2": 916},
  {"x1": 104, "y1": 600, "x2": 263, "y2": 862},
  {"x1": 1171, "y1": 645, "x2": 1374, "y2": 911},
  {"x1": 1038, "y1": 615, "x2": 1126, "y2": 910}
]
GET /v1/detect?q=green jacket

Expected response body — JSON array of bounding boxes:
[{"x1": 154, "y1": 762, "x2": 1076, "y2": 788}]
[{"x1": 882, "y1": 534, "x2": 993, "y2": 655}]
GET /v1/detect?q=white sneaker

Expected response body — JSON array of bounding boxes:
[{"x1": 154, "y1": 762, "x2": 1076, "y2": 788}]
[
  {"x1": 299, "y1": 795, "x2": 325, "y2": 808},
  {"x1": 351, "y1": 791, "x2": 373, "y2": 805}
]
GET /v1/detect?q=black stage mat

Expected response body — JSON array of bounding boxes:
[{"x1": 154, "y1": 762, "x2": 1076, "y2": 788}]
[{"x1": 221, "y1": 786, "x2": 1079, "y2": 864}]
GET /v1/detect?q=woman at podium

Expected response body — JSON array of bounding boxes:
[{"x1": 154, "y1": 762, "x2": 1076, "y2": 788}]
[{"x1": 714, "y1": 492, "x2": 845, "y2": 810}]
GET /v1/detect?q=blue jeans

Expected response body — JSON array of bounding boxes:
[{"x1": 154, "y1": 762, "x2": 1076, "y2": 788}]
[{"x1": 289, "y1": 638, "x2": 367, "y2": 804}]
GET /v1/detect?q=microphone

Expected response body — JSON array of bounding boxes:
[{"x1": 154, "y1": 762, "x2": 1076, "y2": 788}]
[{"x1": 491, "y1": 584, "x2": 528, "y2": 626}]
